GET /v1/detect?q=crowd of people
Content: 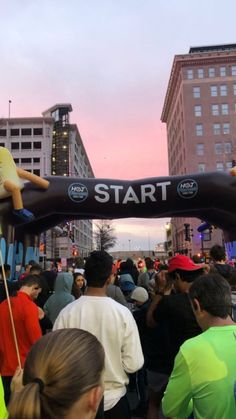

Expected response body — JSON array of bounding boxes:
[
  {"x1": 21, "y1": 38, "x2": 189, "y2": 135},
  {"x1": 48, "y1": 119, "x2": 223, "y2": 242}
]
[{"x1": 0, "y1": 244, "x2": 236, "y2": 418}]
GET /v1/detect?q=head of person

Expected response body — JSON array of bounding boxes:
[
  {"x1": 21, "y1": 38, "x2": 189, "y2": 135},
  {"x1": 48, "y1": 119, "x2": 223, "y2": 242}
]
[
  {"x1": 20, "y1": 274, "x2": 42, "y2": 300},
  {"x1": 189, "y1": 273, "x2": 232, "y2": 330},
  {"x1": 168, "y1": 255, "x2": 205, "y2": 293},
  {"x1": 131, "y1": 287, "x2": 149, "y2": 306},
  {"x1": 210, "y1": 244, "x2": 226, "y2": 263},
  {"x1": 145, "y1": 258, "x2": 155, "y2": 271},
  {"x1": 30, "y1": 264, "x2": 42, "y2": 276},
  {"x1": 8, "y1": 329, "x2": 105, "y2": 419},
  {"x1": 85, "y1": 251, "x2": 113, "y2": 288},
  {"x1": 0, "y1": 264, "x2": 11, "y2": 280},
  {"x1": 73, "y1": 272, "x2": 85, "y2": 289}
]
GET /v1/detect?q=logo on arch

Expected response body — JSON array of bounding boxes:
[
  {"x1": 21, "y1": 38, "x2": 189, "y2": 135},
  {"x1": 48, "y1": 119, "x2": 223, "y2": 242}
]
[
  {"x1": 68, "y1": 183, "x2": 88, "y2": 203},
  {"x1": 177, "y1": 179, "x2": 198, "y2": 199}
]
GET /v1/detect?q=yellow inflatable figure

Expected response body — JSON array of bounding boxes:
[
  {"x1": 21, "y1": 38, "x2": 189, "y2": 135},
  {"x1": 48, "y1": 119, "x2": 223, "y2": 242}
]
[{"x1": 0, "y1": 146, "x2": 49, "y2": 221}]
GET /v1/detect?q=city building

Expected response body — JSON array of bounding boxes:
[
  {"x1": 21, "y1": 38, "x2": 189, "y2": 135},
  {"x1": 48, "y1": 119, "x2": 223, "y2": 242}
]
[
  {"x1": 161, "y1": 44, "x2": 236, "y2": 256},
  {"x1": 0, "y1": 104, "x2": 94, "y2": 260}
]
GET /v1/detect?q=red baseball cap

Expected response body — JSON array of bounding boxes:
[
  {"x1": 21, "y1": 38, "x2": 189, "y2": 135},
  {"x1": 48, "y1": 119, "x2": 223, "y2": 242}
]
[{"x1": 168, "y1": 255, "x2": 205, "y2": 273}]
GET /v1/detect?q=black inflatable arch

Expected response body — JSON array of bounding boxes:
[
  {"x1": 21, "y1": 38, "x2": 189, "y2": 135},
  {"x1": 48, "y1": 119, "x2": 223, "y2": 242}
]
[{"x1": 1, "y1": 171, "x2": 236, "y2": 260}]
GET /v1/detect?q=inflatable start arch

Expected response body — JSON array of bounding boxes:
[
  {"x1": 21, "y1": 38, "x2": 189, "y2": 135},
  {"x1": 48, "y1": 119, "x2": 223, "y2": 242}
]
[{"x1": 1, "y1": 146, "x2": 236, "y2": 270}]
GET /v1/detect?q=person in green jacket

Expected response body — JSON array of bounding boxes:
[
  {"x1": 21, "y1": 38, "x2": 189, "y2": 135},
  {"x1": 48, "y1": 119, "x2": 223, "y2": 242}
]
[
  {"x1": 0, "y1": 377, "x2": 8, "y2": 419},
  {"x1": 162, "y1": 273, "x2": 236, "y2": 419}
]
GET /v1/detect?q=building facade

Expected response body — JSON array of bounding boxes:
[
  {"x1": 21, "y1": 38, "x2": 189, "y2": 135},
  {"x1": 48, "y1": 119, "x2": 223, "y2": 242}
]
[
  {"x1": 161, "y1": 44, "x2": 236, "y2": 256},
  {"x1": 0, "y1": 104, "x2": 94, "y2": 260}
]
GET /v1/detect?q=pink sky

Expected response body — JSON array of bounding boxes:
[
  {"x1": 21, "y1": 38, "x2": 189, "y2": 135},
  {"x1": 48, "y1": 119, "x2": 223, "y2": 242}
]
[{"x1": 1, "y1": 0, "x2": 236, "y2": 251}]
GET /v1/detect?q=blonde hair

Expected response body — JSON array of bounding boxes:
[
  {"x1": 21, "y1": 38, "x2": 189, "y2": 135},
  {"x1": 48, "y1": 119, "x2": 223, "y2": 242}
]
[{"x1": 8, "y1": 329, "x2": 104, "y2": 419}]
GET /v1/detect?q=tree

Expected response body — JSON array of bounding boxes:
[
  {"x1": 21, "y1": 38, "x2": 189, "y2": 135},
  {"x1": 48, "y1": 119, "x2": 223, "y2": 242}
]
[{"x1": 94, "y1": 220, "x2": 117, "y2": 251}]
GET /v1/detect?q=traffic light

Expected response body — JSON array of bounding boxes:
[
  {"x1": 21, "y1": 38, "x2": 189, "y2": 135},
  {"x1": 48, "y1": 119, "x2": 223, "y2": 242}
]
[{"x1": 72, "y1": 249, "x2": 78, "y2": 257}]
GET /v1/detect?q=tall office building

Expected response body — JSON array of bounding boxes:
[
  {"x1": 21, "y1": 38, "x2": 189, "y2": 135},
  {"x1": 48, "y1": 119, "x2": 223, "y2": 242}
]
[
  {"x1": 161, "y1": 44, "x2": 236, "y2": 256},
  {"x1": 0, "y1": 104, "x2": 94, "y2": 259}
]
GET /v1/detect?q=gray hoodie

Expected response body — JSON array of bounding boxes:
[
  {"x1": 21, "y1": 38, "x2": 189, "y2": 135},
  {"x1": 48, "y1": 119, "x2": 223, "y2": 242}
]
[{"x1": 43, "y1": 272, "x2": 75, "y2": 324}]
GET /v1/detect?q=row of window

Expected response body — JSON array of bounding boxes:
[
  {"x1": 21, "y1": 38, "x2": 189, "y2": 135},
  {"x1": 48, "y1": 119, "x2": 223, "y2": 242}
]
[
  {"x1": 13, "y1": 157, "x2": 40, "y2": 164},
  {"x1": 187, "y1": 66, "x2": 236, "y2": 80},
  {"x1": 198, "y1": 161, "x2": 233, "y2": 172},
  {"x1": 196, "y1": 123, "x2": 230, "y2": 136},
  {"x1": 194, "y1": 103, "x2": 234, "y2": 117},
  {"x1": 11, "y1": 142, "x2": 42, "y2": 150},
  {"x1": 0, "y1": 128, "x2": 43, "y2": 137},
  {"x1": 196, "y1": 142, "x2": 232, "y2": 156},
  {"x1": 193, "y1": 84, "x2": 236, "y2": 98}
]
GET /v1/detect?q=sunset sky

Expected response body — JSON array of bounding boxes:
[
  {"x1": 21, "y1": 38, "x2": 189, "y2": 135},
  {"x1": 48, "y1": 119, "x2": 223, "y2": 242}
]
[{"x1": 1, "y1": 0, "x2": 236, "y2": 251}]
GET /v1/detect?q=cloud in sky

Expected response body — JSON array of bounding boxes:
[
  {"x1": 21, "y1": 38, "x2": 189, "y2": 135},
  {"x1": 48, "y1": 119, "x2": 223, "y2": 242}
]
[{"x1": 1, "y1": 0, "x2": 236, "y2": 250}]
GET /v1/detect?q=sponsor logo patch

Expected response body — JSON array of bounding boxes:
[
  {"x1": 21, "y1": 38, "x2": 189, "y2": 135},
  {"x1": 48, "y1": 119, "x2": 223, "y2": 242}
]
[
  {"x1": 177, "y1": 179, "x2": 198, "y2": 199},
  {"x1": 68, "y1": 183, "x2": 88, "y2": 203}
]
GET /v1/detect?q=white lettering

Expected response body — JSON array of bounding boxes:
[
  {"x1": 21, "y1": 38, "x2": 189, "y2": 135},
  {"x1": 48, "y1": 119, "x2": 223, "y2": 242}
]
[
  {"x1": 110, "y1": 185, "x2": 124, "y2": 203},
  {"x1": 156, "y1": 182, "x2": 171, "y2": 201},
  {"x1": 141, "y1": 184, "x2": 156, "y2": 203},
  {"x1": 94, "y1": 184, "x2": 110, "y2": 203},
  {"x1": 123, "y1": 186, "x2": 139, "y2": 204}
]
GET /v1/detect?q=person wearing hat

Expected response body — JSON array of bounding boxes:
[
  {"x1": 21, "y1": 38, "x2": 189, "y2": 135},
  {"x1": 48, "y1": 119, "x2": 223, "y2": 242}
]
[{"x1": 146, "y1": 255, "x2": 205, "y2": 419}]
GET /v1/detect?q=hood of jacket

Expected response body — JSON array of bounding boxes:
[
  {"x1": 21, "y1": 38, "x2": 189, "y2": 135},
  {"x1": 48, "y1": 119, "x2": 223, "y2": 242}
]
[{"x1": 54, "y1": 272, "x2": 73, "y2": 293}]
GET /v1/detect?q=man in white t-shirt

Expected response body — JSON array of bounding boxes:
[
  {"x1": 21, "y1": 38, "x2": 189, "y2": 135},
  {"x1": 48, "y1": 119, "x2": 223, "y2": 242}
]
[{"x1": 53, "y1": 250, "x2": 144, "y2": 419}]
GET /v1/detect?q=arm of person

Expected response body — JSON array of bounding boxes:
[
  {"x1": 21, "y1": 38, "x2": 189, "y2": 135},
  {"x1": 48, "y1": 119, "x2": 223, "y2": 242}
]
[
  {"x1": 53, "y1": 311, "x2": 66, "y2": 330},
  {"x1": 121, "y1": 310, "x2": 144, "y2": 373},
  {"x1": 162, "y1": 349, "x2": 193, "y2": 419},
  {"x1": 25, "y1": 304, "x2": 42, "y2": 344},
  {"x1": 146, "y1": 294, "x2": 163, "y2": 328}
]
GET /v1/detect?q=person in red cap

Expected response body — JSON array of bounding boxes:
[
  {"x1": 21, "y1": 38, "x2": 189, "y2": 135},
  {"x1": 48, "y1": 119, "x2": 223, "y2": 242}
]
[{"x1": 146, "y1": 255, "x2": 205, "y2": 419}]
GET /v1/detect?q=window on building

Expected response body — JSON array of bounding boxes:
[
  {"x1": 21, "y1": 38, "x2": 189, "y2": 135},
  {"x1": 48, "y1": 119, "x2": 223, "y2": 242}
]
[
  {"x1": 213, "y1": 123, "x2": 221, "y2": 135},
  {"x1": 0, "y1": 143, "x2": 5, "y2": 147},
  {"x1": 10, "y1": 129, "x2": 19, "y2": 136},
  {"x1": 220, "y1": 85, "x2": 227, "y2": 96},
  {"x1": 0, "y1": 129, "x2": 6, "y2": 137},
  {"x1": 195, "y1": 124, "x2": 203, "y2": 136},
  {"x1": 187, "y1": 69, "x2": 193, "y2": 79},
  {"x1": 21, "y1": 142, "x2": 32, "y2": 150},
  {"x1": 225, "y1": 142, "x2": 232, "y2": 154},
  {"x1": 11, "y1": 142, "x2": 19, "y2": 150},
  {"x1": 198, "y1": 68, "x2": 204, "y2": 78},
  {"x1": 194, "y1": 105, "x2": 202, "y2": 117},
  {"x1": 14, "y1": 158, "x2": 19, "y2": 163},
  {"x1": 33, "y1": 128, "x2": 43, "y2": 136},
  {"x1": 21, "y1": 158, "x2": 31, "y2": 164},
  {"x1": 33, "y1": 169, "x2": 40, "y2": 176},
  {"x1": 196, "y1": 143, "x2": 204, "y2": 155},
  {"x1": 209, "y1": 67, "x2": 215, "y2": 77},
  {"x1": 215, "y1": 143, "x2": 222, "y2": 154},
  {"x1": 198, "y1": 163, "x2": 205, "y2": 172},
  {"x1": 33, "y1": 142, "x2": 42, "y2": 149},
  {"x1": 223, "y1": 123, "x2": 230, "y2": 134},
  {"x1": 193, "y1": 86, "x2": 200, "y2": 98},
  {"x1": 21, "y1": 128, "x2": 32, "y2": 136},
  {"x1": 226, "y1": 161, "x2": 233, "y2": 170},
  {"x1": 220, "y1": 66, "x2": 226, "y2": 77},
  {"x1": 231, "y1": 65, "x2": 236, "y2": 76},
  {"x1": 211, "y1": 104, "x2": 219, "y2": 116},
  {"x1": 210, "y1": 86, "x2": 218, "y2": 97},
  {"x1": 221, "y1": 104, "x2": 229, "y2": 115},
  {"x1": 233, "y1": 84, "x2": 236, "y2": 95},
  {"x1": 33, "y1": 157, "x2": 40, "y2": 163},
  {"x1": 216, "y1": 162, "x2": 224, "y2": 171}
]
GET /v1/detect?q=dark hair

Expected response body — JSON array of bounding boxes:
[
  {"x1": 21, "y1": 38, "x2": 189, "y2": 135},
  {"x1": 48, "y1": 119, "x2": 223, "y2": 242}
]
[
  {"x1": 8, "y1": 329, "x2": 104, "y2": 419},
  {"x1": 210, "y1": 244, "x2": 226, "y2": 262},
  {"x1": 169, "y1": 268, "x2": 204, "y2": 283},
  {"x1": 0, "y1": 264, "x2": 11, "y2": 274},
  {"x1": 21, "y1": 274, "x2": 42, "y2": 288},
  {"x1": 119, "y1": 261, "x2": 128, "y2": 273},
  {"x1": 189, "y1": 273, "x2": 232, "y2": 318},
  {"x1": 85, "y1": 251, "x2": 113, "y2": 288},
  {"x1": 145, "y1": 259, "x2": 154, "y2": 270},
  {"x1": 30, "y1": 264, "x2": 42, "y2": 274}
]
